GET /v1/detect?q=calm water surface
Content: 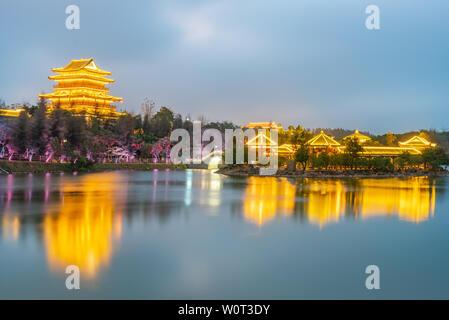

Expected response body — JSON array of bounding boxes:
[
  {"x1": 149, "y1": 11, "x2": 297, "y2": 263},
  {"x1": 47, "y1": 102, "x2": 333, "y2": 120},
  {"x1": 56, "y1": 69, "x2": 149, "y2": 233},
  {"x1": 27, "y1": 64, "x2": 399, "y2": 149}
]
[{"x1": 1, "y1": 169, "x2": 449, "y2": 299}]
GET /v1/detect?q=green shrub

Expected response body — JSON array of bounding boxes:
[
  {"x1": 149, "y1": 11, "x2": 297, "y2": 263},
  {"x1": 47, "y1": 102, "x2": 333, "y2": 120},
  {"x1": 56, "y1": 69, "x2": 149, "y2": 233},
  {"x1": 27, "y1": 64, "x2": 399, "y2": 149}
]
[{"x1": 70, "y1": 156, "x2": 94, "y2": 171}]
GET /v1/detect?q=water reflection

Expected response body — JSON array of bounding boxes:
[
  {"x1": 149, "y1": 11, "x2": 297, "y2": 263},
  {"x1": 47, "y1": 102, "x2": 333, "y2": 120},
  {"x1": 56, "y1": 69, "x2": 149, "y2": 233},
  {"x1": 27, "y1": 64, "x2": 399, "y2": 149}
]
[
  {"x1": 200, "y1": 170, "x2": 222, "y2": 209},
  {"x1": 242, "y1": 176, "x2": 437, "y2": 227},
  {"x1": 243, "y1": 177, "x2": 295, "y2": 225},
  {"x1": 2, "y1": 214, "x2": 20, "y2": 241},
  {"x1": 43, "y1": 172, "x2": 126, "y2": 278},
  {"x1": 0, "y1": 170, "x2": 442, "y2": 286}
]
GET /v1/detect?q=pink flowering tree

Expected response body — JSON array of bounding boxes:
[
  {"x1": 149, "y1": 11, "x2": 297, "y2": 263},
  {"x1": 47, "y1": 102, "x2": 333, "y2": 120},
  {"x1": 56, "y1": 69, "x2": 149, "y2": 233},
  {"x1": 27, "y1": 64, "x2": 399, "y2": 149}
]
[{"x1": 150, "y1": 138, "x2": 171, "y2": 163}]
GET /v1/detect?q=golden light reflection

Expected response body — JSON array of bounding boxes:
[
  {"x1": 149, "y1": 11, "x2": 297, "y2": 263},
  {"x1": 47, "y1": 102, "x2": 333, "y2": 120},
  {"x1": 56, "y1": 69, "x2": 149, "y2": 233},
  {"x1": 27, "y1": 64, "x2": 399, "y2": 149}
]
[
  {"x1": 243, "y1": 177, "x2": 296, "y2": 226},
  {"x1": 242, "y1": 177, "x2": 437, "y2": 227},
  {"x1": 2, "y1": 214, "x2": 20, "y2": 241},
  {"x1": 357, "y1": 178, "x2": 436, "y2": 223},
  {"x1": 302, "y1": 179, "x2": 345, "y2": 227},
  {"x1": 43, "y1": 172, "x2": 126, "y2": 278}
]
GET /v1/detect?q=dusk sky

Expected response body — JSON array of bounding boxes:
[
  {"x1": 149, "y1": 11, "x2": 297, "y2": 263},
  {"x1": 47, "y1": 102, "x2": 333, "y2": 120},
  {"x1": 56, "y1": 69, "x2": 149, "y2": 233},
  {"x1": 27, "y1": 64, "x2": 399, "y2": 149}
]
[{"x1": 1, "y1": 0, "x2": 448, "y2": 134}]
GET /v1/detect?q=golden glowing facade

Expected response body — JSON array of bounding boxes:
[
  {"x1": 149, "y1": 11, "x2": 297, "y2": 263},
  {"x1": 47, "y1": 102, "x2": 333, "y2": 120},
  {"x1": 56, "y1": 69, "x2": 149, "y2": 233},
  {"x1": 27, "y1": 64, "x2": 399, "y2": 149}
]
[
  {"x1": 343, "y1": 130, "x2": 371, "y2": 144},
  {"x1": 244, "y1": 121, "x2": 283, "y2": 130},
  {"x1": 242, "y1": 126, "x2": 438, "y2": 158},
  {"x1": 304, "y1": 131, "x2": 435, "y2": 157},
  {"x1": 399, "y1": 135, "x2": 437, "y2": 150},
  {"x1": 0, "y1": 108, "x2": 24, "y2": 118},
  {"x1": 337, "y1": 135, "x2": 435, "y2": 156},
  {"x1": 239, "y1": 121, "x2": 440, "y2": 159},
  {"x1": 39, "y1": 58, "x2": 124, "y2": 118},
  {"x1": 246, "y1": 132, "x2": 277, "y2": 148},
  {"x1": 245, "y1": 132, "x2": 278, "y2": 158},
  {"x1": 338, "y1": 146, "x2": 422, "y2": 156},
  {"x1": 306, "y1": 131, "x2": 341, "y2": 148},
  {"x1": 277, "y1": 143, "x2": 295, "y2": 156}
]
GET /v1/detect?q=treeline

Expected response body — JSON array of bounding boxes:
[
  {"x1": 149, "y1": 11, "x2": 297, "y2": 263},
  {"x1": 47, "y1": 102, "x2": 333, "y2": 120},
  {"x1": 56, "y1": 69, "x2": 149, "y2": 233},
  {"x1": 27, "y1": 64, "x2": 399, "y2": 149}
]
[{"x1": 0, "y1": 98, "x2": 237, "y2": 164}]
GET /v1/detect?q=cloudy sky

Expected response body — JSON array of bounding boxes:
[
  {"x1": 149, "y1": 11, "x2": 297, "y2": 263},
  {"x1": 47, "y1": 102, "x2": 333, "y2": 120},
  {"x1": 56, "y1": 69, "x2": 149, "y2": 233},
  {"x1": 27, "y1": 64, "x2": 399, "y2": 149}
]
[{"x1": 1, "y1": 0, "x2": 448, "y2": 134}]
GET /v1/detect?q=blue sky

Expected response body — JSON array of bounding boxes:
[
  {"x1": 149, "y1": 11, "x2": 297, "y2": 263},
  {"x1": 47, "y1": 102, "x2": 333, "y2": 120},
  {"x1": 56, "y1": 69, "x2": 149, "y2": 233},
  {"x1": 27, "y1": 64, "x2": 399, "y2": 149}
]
[{"x1": 1, "y1": 0, "x2": 448, "y2": 133}]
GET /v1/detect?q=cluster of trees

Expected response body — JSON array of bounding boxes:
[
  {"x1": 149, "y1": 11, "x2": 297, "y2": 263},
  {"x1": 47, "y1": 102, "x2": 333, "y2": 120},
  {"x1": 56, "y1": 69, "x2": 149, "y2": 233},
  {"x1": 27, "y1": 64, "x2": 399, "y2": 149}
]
[
  {"x1": 0, "y1": 97, "x2": 236, "y2": 164},
  {"x1": 292, "y1": 137, "x2": 449, "y2": 172},
  {"x1": 278, "y1": 125, "x2": 313, "y2": 147}
]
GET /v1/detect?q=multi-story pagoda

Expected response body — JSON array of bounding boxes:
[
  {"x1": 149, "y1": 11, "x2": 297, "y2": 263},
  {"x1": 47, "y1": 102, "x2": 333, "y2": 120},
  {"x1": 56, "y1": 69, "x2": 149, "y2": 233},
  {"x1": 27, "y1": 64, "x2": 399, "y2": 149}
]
[{"x1": 39, "y1": 58, "x2": 124, "y2": 119}]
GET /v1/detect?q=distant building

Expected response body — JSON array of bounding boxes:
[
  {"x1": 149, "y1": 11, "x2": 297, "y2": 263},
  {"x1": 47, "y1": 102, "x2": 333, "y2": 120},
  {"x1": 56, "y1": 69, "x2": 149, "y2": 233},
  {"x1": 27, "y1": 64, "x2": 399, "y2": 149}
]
[
  {"x1": 293, "y1": 130, "x2": 437, "y2": 157},
  {"x1": 243, "y1": 121, "x2": 283, "y2": 130},
  {"x1": 39, "y1": 58, "x2": 124, "y2": 119},
  {"x1": 399, "y1": 135, "x2": 436, "y2": 150},
  {"x1": 306, "y1": 131, "x2": 341, "y2": 151},
  {"x1": 343, "y1": 130, "x2": 372, "y2": 144},
  {"x1": 0, "y1": 107, "x2": 24, "y2": 118}
]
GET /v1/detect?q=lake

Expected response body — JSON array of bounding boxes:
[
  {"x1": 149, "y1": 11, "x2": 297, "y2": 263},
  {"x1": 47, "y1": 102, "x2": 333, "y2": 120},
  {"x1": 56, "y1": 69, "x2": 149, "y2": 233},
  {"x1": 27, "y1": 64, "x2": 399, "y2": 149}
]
[{"x1": 1, "y1": 169, "x2": 449, "y2": 299}]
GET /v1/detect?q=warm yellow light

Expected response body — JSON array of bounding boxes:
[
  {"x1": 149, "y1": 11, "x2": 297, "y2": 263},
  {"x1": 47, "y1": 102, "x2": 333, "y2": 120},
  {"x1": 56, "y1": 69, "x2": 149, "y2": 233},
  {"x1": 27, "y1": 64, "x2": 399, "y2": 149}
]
[
  {"x1": 243, "y1": 177, "x2": 295, "y2": 226},
  {"x1": 43, "y1": 172, "x2": 126, "y2": 278},
  {"x1": 39, "y1": 58, "x2": 124, "y2": 119},
  {"x1": 399, "y1": 135, "x2": 436, "y2": 148},
  {"x1": 0, "y1": 108, "x2": 24, "y2": 117},
  {"x1": 241, "y1": 176, "x2": 436, "y2": 227},
  {"x1": 306, "y1": 131, "x2": 340, "y2": 147}
]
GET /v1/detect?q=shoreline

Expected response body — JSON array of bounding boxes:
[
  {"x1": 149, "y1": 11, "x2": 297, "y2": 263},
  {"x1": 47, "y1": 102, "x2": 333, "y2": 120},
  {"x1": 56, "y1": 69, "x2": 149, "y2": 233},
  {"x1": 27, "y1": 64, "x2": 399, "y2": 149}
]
[
  {"x1": 2, "y1": 160, "x2": 447, "y2": 179},
  {"x1": 216, "y1": 166, "x2": 449, "y2": 179},
  {"x1": 0, "y1": 160, "x2": 188, "y2": 174}
]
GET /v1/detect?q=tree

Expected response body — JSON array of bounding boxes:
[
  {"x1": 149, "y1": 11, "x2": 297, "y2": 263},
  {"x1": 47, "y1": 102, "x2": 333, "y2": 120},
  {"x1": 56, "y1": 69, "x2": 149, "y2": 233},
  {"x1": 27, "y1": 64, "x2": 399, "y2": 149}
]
[
  {"x1": 286, "y1": 125, "x2": 311, "y2": 151},
  {"x1": 49, "y1": 106, "x2": 68, "y2": 142},
  {"x1": 422, "y1": 147, "x2": 448, "y2": 171},
  {"x1": 385, "y1": 131, "x2": 397, "y2": 146},
  {"x1": 66, "y1": 115, "x2": 87, "y2": 153},
  {"x1": 173, "y1": 113, "x2": 183, "y2": 130},
  {"x1": 317, "y1": 152, "x2": 330, "y2": 169},
  {"x1": 294, "y1": 145, "x2": 309, "y2": 171},
  {"x1": 409, "y1": 154, "x2": 423, "y2": 169},
  {"x1": 149, "y1": 106, "x2": 174, "y2": 138},
  {"x1": 345, "y1": 137, "x2": 363, "y2": 169},
  {"x1": 205, "y1": 121, "x2": 237, "y2": 132},
  {"x1": 30, "y1": 97, "x2": 50, "y2": 155},
  {"x1": 12, "y1": 111, "x2": 31, "y2": 156},
  {"x1": 394, "y1": 151, "x2": 411, "y2": 170},
  {"x1": 150, "y1": 137, "x2": 171, "y2": 162},
  {"x1": 372, "y1": 157, "x2": 394, "y2": 172},
  {"x1": 115, "y1": 114, "x2": 135, "y2": 145}
]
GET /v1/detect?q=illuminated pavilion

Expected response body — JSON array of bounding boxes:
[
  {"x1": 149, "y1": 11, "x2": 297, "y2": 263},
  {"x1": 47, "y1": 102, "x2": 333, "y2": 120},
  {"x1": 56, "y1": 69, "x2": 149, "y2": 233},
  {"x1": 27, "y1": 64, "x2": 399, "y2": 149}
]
[
  {"x1": 243, "y1": 126, "x2": 438, "y2": 158},
  {"x1": 337, "y1": 131, "x2": 432, "y2": 156},
  {"x1": 343, "y1": 130, "x2": 371, "y2": 144},
  {"x1": 0, "y1": 108, "x2": 24, "y2": 118},
  {"x1": 39, "y1": 58, "x2": 124, "y2": 119},
  {"x1": 244, "y1": 121, "x2": 283, "y2": 130},
  {"x1": 399, "y1": 135, "x2": 437, "y2": 150},
  {"x1": 306, "y1": 130, "x2": 341, "y2": 150}
]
